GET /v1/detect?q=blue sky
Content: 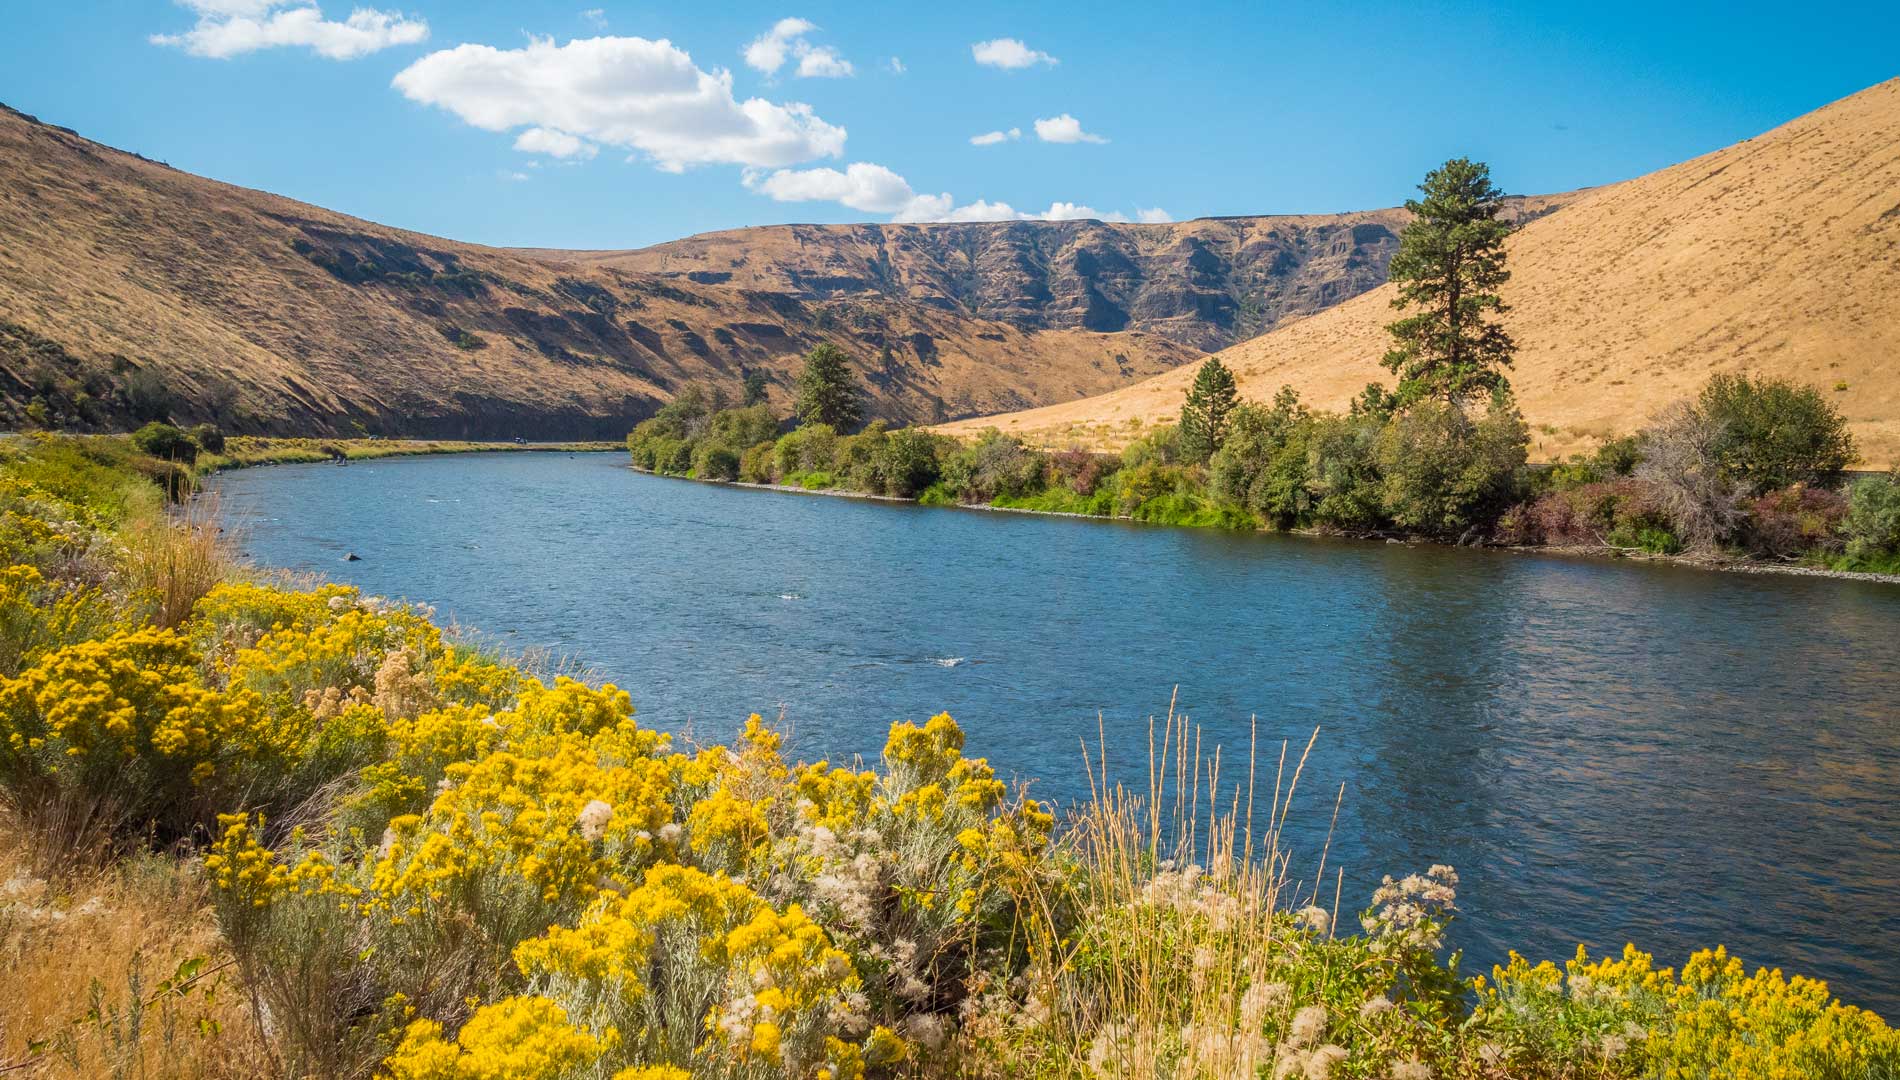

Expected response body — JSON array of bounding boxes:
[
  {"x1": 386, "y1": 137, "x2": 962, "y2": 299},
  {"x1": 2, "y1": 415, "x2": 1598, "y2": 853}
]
[{"x1": 3, "y1": 1, "x2": 1892, "y2": 249}]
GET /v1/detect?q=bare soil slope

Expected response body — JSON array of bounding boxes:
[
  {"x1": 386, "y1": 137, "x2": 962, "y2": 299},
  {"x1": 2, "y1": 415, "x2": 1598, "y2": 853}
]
[
  {"x1": 943, "y1": 79, "x2": 1900, "y2": 467},
  {"x1": 0, "y1": 106, "x2": 1196, "y2": 438}
]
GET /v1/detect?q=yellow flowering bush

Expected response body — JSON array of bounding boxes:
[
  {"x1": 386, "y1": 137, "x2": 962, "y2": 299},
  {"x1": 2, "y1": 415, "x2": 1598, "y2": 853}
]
[
  {"x1": 0, "y1": 561, "x2": 122, "y2": 676},
  {"x1": 0, "y1": 626, "x2": 275, "y2": 835},
  {"x1": 10, "y1": 439, "x2": 1895, "y2": 1080},
  {"x1": 1477, "y1": 943, "x2": 1900, "y2": 1078},
  {"x1": 386, "y1": 995, "x2": 608, "y2": 1080}
]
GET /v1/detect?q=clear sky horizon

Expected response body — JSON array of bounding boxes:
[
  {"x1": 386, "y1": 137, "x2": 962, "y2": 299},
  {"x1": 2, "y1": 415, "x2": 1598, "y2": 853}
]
[{"x1": 3, "y1": 1, "x2": 1893, "y2": 250}]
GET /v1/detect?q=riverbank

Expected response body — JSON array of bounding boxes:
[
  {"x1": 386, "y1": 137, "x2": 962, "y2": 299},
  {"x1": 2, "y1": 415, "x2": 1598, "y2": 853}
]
[
  {"x1": 639, "y1": 463, "x2": 1900, "y2": 587},
  {"x1": 194, "y1": 436, "x2": 620, "y2": 475},
  {"x1": 7, "y1": 435, "x2": 1899, "y2": 1075}
]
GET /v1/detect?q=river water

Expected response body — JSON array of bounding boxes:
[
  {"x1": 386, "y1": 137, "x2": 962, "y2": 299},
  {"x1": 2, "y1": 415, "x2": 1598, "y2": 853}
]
[{"x1": 210, "y1": 452, "x2": 1900, "y2": 1016}]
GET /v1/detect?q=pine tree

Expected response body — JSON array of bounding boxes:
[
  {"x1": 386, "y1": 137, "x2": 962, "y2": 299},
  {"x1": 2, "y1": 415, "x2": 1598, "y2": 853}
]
[
  {"x1": 741, "y1": 368, "x2": 768, "y2": 407},
  {"x1": 794, "y1": 343, "x2": 864, "y2": 431},
  {"x1": 1179, "y1": 356, "x2": 1240, "y2": 461},
  {"x1": 1382, "y1": 158, "x2": 1515, "y2": 407}
]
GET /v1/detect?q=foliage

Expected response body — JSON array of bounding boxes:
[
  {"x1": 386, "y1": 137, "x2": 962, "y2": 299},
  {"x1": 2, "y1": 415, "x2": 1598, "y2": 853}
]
[
  {"x1": 1178, "y1": 357, "x2": 1240, "y2": 462},
  {"x1": 741, "y1": 368, "x2": 769, "y2": 408},
  {"x1": 1837, "y1": 470, "x2": 1900, "y2": 572},
  {"x1": 4, "y1": 435, "x2": 1899, "y2": 1079},
  {"x1": 1375, "y1": 394, "x2": 1529, "y2": 537},
  {"x1": 131, "y1": 421, "x2": 198, "y2": 464},
  {"x1": 1697, "y1": 372, "x2": 1856, "y2": 491},
  {"x1": 1382, "y1": 158, "x2": 1516, "y2": 407},
  {"x1": 795, "y1": 343, "x2": 865, "y2": 433}
]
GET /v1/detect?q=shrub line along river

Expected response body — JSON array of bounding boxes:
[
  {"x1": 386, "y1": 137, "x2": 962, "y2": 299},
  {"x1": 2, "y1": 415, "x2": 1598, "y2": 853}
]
[{"x1": 212, "y1": 451, "x2": 1900, "y2": 1017}]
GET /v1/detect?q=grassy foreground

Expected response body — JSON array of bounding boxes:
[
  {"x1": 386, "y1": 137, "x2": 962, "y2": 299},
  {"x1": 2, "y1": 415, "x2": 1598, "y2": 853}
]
[{"x1": 1, "y1": 432, "x2": 1895, "y2": 1079}]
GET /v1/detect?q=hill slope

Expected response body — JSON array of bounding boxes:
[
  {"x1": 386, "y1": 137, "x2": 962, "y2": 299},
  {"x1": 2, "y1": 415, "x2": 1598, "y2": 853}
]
[
  {"x1": 559, "y1": 194, "x2": 1573, "y2": 353},
  {"x1": 942, "y1": 79, "x2": 1900, "y2": 467},
  {"x1": 0, "y1": 106, "x2": 1199, "y2": 438}
]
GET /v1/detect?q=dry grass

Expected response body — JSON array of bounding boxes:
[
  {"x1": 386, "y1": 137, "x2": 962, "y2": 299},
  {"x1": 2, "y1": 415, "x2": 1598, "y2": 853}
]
[
  {"x1": 941, "y1": 78, "x2": 1900, "y2": 468},
  {"x1": 0, "y1": 813, "x2": 268, "y2": 1079},
  {"x1": 0, "y1": 105, "x2": 1194, "y2": 438},
  {"x1": 119, "y1": 494, "x2": 231, "y2": 629},
  {"x1": 1009, "y1": 699, "x2": 1346, "y2": 1075}
]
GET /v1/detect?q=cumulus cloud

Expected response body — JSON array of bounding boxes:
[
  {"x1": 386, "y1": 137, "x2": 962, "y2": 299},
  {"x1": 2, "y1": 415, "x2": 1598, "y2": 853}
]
[
  {"x1": 969, "y1": 127, "x2": 1021, "y2": 146},
  {"x1": 392, "y1": 36, "x2": 846, "y2": 172},
  {"x1": 971, "y1": 38, "x2": 1056, "y2": 69},
  {"x1": 747, "y1": 163, "x2": 949, "y2": 220},
  {"x1": 1136, "y1": 207, "x2": 1173, "y2": 223},
  {"x1": 513, "y1": 127, "x2": 598, "y2": 160},
  {"x1": 151, "y1": 1, "x2": 428, "y2": 59},
  {"x1": 581, "y1": 8, "x2": 606, "y2": 28},
  {"x1": 743, "y1": 17, "x2": 853, "y2": 78},
  {"x1": 749, "y1": 162, "x2": 1155, "y2": 225},
  {"x1": 1034, "y1": 113, "x2": 1107, "y2": 144}
]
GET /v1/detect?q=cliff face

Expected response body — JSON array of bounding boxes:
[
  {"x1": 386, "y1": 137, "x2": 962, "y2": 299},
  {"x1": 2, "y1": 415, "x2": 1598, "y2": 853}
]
[
  {"x1": 0, "y1": 106, "x2": 1196, "y2": 438},
  {"x1": 550, "y1": 195, "x2": 1574, "y2": 353}
]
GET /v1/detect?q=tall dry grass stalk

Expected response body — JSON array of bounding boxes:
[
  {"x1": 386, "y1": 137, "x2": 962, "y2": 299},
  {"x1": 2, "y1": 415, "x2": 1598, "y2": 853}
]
[
  {"x1": 1025, "y1": 693, "x2": 1344, "y2": 1076},
  {"x1": 122, "y1": 492, "x2": 232, "y2": 629}
]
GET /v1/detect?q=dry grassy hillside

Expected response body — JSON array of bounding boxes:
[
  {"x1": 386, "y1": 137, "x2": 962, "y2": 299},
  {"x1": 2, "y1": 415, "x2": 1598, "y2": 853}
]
[
  {"x1": 0, "y1": 106, "x2": 1195, "y2": 438},
  {"x1": 943, "y1": 79, "x2": 1900, "y2": 467},
  {"x1": 561, "y1": 195, "x2": 1573, "y2": 353}
]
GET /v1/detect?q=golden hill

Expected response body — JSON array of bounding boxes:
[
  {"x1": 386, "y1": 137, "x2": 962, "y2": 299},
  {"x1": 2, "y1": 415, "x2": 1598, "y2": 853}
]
[
  {"x1": 0, "y1": 106, "x2": 1198, "y2": 438},
  {"x1": 942, "y1": 78, "x2": 1900, "y2": 468}
]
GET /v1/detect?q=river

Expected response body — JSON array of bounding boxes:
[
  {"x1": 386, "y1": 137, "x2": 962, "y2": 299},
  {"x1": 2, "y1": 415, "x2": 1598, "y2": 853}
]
[{"x1": 210, "y1": 451, "x2": 1900, "y2": 1016}]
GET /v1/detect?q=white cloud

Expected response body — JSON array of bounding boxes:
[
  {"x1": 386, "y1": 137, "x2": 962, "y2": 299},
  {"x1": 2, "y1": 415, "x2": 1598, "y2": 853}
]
[
  {"x1": 743, "y1": 17, "x2": 853, "y2": 78},
  {"x1": 969, "y1": 127, "x2": 1021, "y2": 146},
  {"x1": 748, "y1": 162, "x2": 1151, "y2": 225},
  {"x1": 581, "y1": 8, "x2": 606, "y2": 28},
  {"x1": 499, "y1": 169, "x2": 531, "y2": 182},
  {"x1": 885, "y1": 57, "x2": 905, "y2": 74},
  {"x1": 392, "y1": 36, "x2": 846, "y2": 172},
  {"x1": 747, "y1": 163, "x2": 949, "y2": 220},
  {"x1": 513, "y1": 127, "x2": 598, "y2": 160},
  {"x1": 1136, "y1": 207, "x2": 1173, "y2": 223},
  {"x1": 1034, "y1": 113, "x2": 1107, "y2": 144},
  {"x1": 971, "y1": 38, "x2": 1056, "y2": 69},
  {"x1": 796, "y1": 46, "x2": 853, "y2": 78},
  {"x1": 151, "y1": 1, "x2": 428, "y2": 59}
]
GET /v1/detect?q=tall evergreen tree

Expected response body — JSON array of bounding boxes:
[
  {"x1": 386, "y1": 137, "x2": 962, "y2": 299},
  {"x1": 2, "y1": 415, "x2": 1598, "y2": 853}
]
[
  {"x1": 1179, "y1": 356, "x2": 1241, "y2": 461},
  {"x1": 1382, "y1": 158, "x2": 1515, "y2": 407},
  {"x1": 741, "y1": 368, "x2": 769, "y2": 407},
  {"x1": 794, "y1": 343, "x2": 864, "y2": 431}
]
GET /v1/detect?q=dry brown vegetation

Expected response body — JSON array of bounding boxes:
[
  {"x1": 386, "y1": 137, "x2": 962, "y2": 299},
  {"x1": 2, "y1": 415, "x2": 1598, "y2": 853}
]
[
  {"x1": 941, "y1": 78, "x2": 1900, "y2": 468},
  {"x1": 0, "y1": 814, "x2": 268, "y2": 1078},
  {"x1": 0, "y1": 106, "x2": 1195, "y2": 439}
]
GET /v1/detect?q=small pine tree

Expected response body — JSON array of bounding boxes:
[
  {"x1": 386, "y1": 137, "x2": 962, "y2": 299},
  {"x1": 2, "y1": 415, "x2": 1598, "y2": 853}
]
[
  {"x1": 1382, "y1": 158, "x2": 1515, "y2": 407},
  {"x1": 1179, "y1": 357, "x2": 1240, "y2": 461},
  {"x1": 741, "y1": 369, "x2": 769, "y2": 407},
  {"x1": 795, "y1": 343, "x2": 864, "y2": 432}
]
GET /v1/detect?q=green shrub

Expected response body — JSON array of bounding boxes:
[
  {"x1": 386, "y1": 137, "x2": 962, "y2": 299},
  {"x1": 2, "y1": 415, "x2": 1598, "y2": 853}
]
[
  {"x1": 131, "y1": 421, "x2": 198, "y2": 464},
  {"x1": 690, "y1": 442, "x2": 739, "y2": 481},
  {"x1": 944, "y1": 430, "x2": 1044, "y2": 501},
  {"x1": 1375, "y1": 395, "x2": 1528, "y2": 537},
  {"x1": 870, "y1": 427, "x2": 944, "y2": 497},
  {"x1": 188, "y1": 423, "x2": 227, "y2": 455},
  {"x1": 1698, "y1": 372, "x2": 1855, "y2": 491},
  {"x1": 1306, "y1": 412, "x2": 1385, "y2": 531},
  {"x1": 1839, "y1": 471, "x2": 1900, "y2": 571},
  {"x1": 738, "y1": 440, "x2": 777, "y2": 484},
  {"x1": 774, "y1": 423, "x2": 838, "y2": 477}
]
